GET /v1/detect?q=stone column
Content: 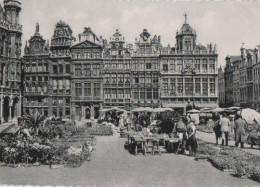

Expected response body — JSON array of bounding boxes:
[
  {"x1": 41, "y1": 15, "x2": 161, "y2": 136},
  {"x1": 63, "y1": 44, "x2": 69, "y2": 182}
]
[
  {"x1": 208, "y1": 77, "x2": 210, "y2": 97},
  {"x1": 91, "y1": 104, "x2": 95, "y2": 120},
  {"x1": 9, "y1": 97, "x2": 13, "y2": 122},
  {"x1": 0, "y1": 95, "x2": 3, "y2": 124},
  {"x1": 18, "y1": 95, "x2": 22, "y2": 116},
  {"x1": 183, "y1": 77, "x2": 185, "y2": 97}
]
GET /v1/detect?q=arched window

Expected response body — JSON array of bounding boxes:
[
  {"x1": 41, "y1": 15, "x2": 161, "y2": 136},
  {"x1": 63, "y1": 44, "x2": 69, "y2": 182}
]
[
  {"x1": 59, "y1": 65, "x2": 63, "y2": 73},
  {"x1": 53, "y1": 65, "x2": 58, "y2": 73}
]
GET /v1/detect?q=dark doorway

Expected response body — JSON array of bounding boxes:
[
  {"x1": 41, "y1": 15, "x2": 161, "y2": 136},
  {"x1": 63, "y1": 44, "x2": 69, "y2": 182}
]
[
  {"x1": 59, "y1": 109, "x2": 63, "y2": 119},
  {"x1": 3, "y1": 97, "x2": 10, "y2": 123},
  {"x1": 85, "y1": 108, "x2": 91, "y2": 119},
  {"x1": 94, "y1": 107, "x2": 99, "y2": 119},
  {"x1": 11, "y1": 97, "x2": 19, "y2": 118}
]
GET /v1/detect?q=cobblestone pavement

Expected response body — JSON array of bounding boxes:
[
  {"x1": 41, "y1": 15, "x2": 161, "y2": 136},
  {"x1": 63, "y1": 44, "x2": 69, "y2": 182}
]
[{"x1": 0, "y1": 133, "x2": 259, "y2": 186}]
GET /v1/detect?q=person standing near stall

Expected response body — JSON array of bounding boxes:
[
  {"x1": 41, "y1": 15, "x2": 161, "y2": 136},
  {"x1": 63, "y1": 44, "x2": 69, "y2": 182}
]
[
  {"x1": 212, "y1": 112, "x2": 221, "y2": 145},
  {"x1": 186, "y1": 118, "x2": 198, "y2": 157},
  {"x1": 234, "y1": 113, "x2": 247, "y2": 148},
  {"x1": 219, "y1": 114, "x2": 231, "y2": 146},
  {"x1": 174, "y1": 116, "x2": 187, "y2": 154}
]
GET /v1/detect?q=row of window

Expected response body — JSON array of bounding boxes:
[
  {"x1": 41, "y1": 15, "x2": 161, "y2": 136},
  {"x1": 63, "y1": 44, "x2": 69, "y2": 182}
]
[
  {"x1": 104, "y1": 74, "x2": 131, "y2": 84},
  {"x1": 25, "y1": 86, "x2": 48, "y2": 93},
  {"x1": 25, "y1": 76, "x2": 48, "y2": 82},
  {"x1": 25, "y1": 64, "x2": 49, "y2": 72},
  {"x1": 53, "y1": 64, "x2": 70, "y2": 74},
  {"x1": 133, "y1": 88, "x2": 159, "y2": 100},
  {"x1": 73, "y1": 52, "x2": 101, "y2": 59},
  {"x1": 75, "y1": 83, "x2": 101, "y2": 97},
  {"x1": 104, "y1": 89, "x2": 131, "y2": 99},
  {"x1": 132, "y1": 62, "x2": 159, "y2": 70},
  {"x1": 133, "y1": 74, "x2": 159, "y2": 84},
  {"x1": 74, "y1": 64, "x2": 100, "y2": 76},
  {"x1": 103, "y1": 63, "x2": 131, "y2": 70},
  {"x1": 162, "y1": 82, "x2": 216, "y2": 95},
  {"x1": 53, "y1": 80, "x2": 70, "y2": 90}
]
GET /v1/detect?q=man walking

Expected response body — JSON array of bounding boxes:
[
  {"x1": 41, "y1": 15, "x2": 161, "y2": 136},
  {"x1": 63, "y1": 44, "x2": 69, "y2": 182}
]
[
  {"x1": 234, "y1": 113, "x2": 247, "y2": 148},
  {"x1": 220, "y1": 114, "x2": 230, "y2": 146}
]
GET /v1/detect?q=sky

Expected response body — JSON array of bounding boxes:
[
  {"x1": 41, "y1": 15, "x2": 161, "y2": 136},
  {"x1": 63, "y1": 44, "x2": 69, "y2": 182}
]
[{"x1": 2, "y1": 0, "x2": 260, "y2": 67}]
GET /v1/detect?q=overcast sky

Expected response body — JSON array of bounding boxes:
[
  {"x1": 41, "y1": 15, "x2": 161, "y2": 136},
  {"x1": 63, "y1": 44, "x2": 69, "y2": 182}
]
[{"x1": 2, "y1": 0, "x2": 260, "y2": 67}]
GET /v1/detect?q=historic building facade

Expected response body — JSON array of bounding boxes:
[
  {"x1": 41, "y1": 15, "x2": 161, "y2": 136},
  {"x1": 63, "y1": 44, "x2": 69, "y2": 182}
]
[
  {"x1": 23, "y1": 24, "x2": 50, "y2": 117},
  {"x1": 71, "y1": 27, "x2": 103, "y2": 120},
  {"x1": 0, "y1": 0, "x2": 22, "y2": 124},
  {"x1": 23, "y1": 15, "x2": 220, "y2": 119},
  {"x1": 222, "y1": 45, "x2": 260, "y2": 111},
  {"x1": 131, "y1": 29, "x2": 161, "y2": 109},
  {"x1": 160, "y1": 18, "x2": 218, "y2": 114},
  {"x1": 103, "y1": 29, "x2": 132, "y2": 110},
  {"x1": 49, "y1": 21, "x2": 74, "y2": 119}
]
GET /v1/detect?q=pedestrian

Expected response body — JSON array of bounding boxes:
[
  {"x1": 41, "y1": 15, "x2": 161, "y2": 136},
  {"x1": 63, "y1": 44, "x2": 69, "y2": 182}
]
[
  {"x1": 174, "y1": 116, "x2": 187, "y2": 154},
  {"x1": 219, "y1": 113, "x2": 231, "y2": 146},
  {"x1": 186, "y1": 118, "x2": 198, "y2": 157},
  {"x1": 118, "y1": 116, "x2": 124, "y2": 128},
  {"x1": 234, "y1": 113, "x2": 247, "y2": 148},
  {"x1": 212, "y1": 112, "x2": 221, "y2": 145}
]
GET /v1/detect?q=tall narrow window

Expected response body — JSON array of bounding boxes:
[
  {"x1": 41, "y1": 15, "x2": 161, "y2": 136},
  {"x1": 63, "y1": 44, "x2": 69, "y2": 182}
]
[
  {"x1": 163, "y1": 78, "x2": 168, "y2": 94},
  {"x1": 53, "y1": 65, "x2": 57, "y2": 73},
  {"x1": 170, "y1": 78, "x2": 176, "y2": 93},
  {"x1": 153, "y1": 88, "x2": 158, "y2": 99},
  {"x1": 84, "y1": 83, "x2": 91, "y2": 96},
  {"x1": 66, "y1": 65, "x2": 70, "y2": 73},
  {"x1": 177, "y1": 78, "x2": 183, "y2": 94},
  {"x1": 140, "y1": 89, "x2": 145, "y2": 100},
  {"x1": 202, "y1": 59, "x2": 208, "y2": 73},
  {"x1": 195, "y1": 78, "x2": 201, "y2": 94},
  {"x1": 75, "y1": 83, "x2": 82, "y2": 97},
  {"x1": 53, "y1": 80, "x2": 57, "y2": 90},
  {"x1": 93, "y1": 83, "x2": 100, "y2": 96},
  {"x1": 147, "y1": 88, "x2": 152, "y2": 99},
  {"x1": 59, "y1": 65, "x2": 63, "y2": 73}
]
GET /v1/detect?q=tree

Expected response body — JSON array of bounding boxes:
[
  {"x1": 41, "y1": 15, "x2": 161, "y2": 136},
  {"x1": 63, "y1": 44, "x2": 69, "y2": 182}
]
[{"x1": 159, "y1": 111, "x2": 180, "y2": 134}]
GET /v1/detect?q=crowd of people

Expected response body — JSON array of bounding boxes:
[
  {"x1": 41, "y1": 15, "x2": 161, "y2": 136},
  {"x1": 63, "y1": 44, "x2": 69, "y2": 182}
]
[
  {"x1": 173, "y1": 115, "x2": 198, "y2": 156},
  {"x1": 212, "y1": 111, "x2": 255, "y2": 148}
]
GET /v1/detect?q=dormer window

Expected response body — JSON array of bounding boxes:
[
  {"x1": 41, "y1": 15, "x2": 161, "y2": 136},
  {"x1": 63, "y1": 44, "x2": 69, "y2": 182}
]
[{"x1": 184, "y1": 40, "x2": 191, "y2": 50}]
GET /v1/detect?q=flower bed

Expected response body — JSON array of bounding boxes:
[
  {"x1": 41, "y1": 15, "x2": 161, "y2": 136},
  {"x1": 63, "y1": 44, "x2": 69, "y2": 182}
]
[
  {"x1": 196, "y1": 125, "x2": 214, "y2": 133},
  {"x1": 196, "y1": 139, "x2": 260, "y2": 182},
  {"x1": 86, "y1": 125, "x2": 113, "y2": 136},
  {"x1": 0, "y1": 116, "x2": 96, "y2": 168}
]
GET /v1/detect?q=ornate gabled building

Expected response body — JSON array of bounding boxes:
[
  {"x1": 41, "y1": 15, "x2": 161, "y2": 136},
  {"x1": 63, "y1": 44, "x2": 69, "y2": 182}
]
[
  {"x1": 222, "y1": 44, "x2": 260, "y2": 111},
  {"x1": 23, "y1": 23, "x2": 50, "y2": 116},
  {"x1": 71, "y1": 27, "x2": 103, "y2": 120},
  {"x1": 23, "y1": 14, "x2": 220, "y2": 119},
  {"x1": 160, "y1": 15, "x2": 218, "y2": 114},
  {"x1": 131, "y1": 29, "x2": 161, "y2": 109},
  {"x1": 103, "y1": 29, "x2": 132, "y2": 110},
  {"x1": 49, "y1": 21, "x2": 74, "y2": 119},
  {"x1": 0, "y1": 0, "x2": 22, "y2": 124}
]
